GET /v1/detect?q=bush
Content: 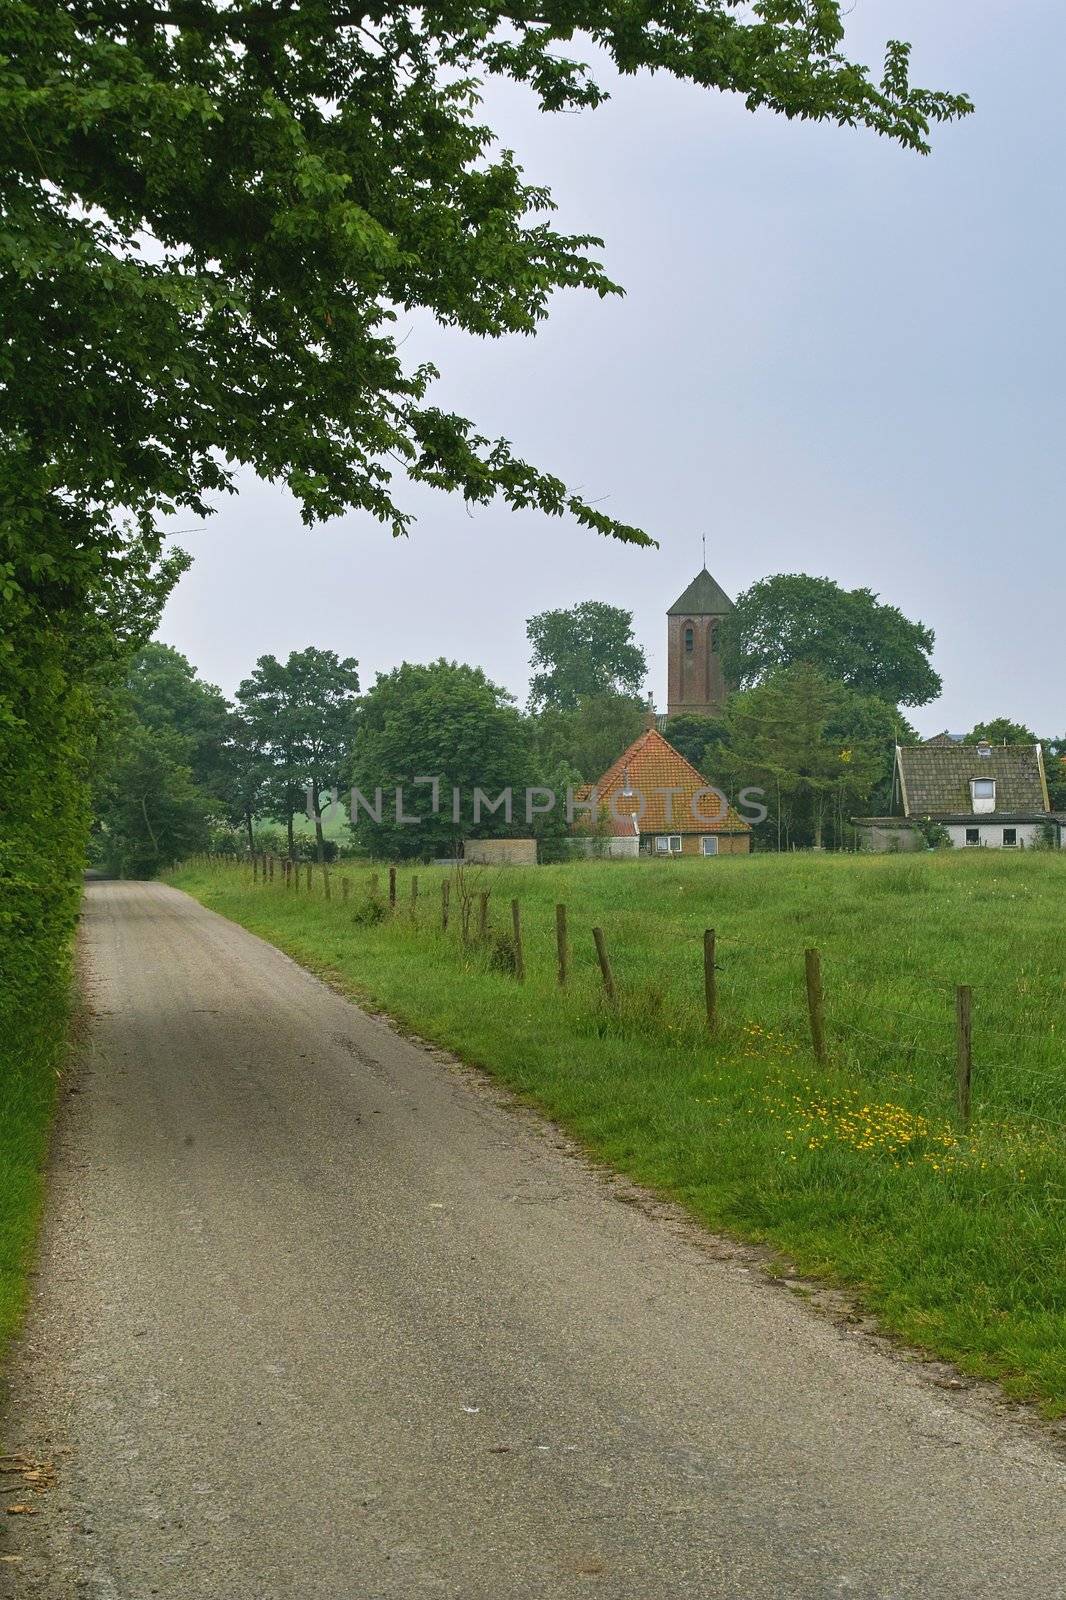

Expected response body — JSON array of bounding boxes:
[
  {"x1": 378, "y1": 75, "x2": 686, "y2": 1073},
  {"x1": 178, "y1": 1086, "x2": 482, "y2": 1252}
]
[
  {"x1": 487, "y1": 929, "x2": 520, "y2": 975},
  {"x1": 207, "y1": 821, "x2": 244, "y2": 856},
  {"x1": 291, "y1": 832, "x2": 338, "y2": 863},
  {"x1": 351, "y1": 891, "x2": 387, "y2": 926},
  {"x1": 913, "y1": 816, "x2": 953, "y2": 850},
  {"x1": 251, "y1": 824, "x2": 288, "y2": 857}
]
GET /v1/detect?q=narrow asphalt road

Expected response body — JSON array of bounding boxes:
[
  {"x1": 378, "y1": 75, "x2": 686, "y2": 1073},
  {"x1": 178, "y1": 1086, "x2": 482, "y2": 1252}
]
[{"x1": 2, "y1": 881, "x2": 1063, "y2": 1599}]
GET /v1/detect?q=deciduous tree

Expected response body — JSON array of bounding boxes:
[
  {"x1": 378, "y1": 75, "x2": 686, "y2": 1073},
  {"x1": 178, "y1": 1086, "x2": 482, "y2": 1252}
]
[
  {"x1": 533, "y1": 690, "x2": 645, "y2": 780},
  {"x1": 126, "y1": 643, "x2": 233, "y2": 798},
  {"x1": 236, "y1": 649, "x2": 360, "y2": 860},
  {"x1": 966, "y1": 718, "x2": 1038, "y2": 746},
  {"x1": 351, "y1": 660, "x2": 534, "y2": 860},
  {"x1": 94, "y1": 723, "x2": 212, "y2": 877},
  {"x1": 660, "y1": 713, "x2": 728, "y2": 777},
  {"x1": 720, "y1": 574, "x2": 942, "y2": 708},
  {"x1": 718, "y1": 665, "x2": 882, "y2": 849},
  {"x1": 527, "y1": 603, "x2": 647, "y2": 711}
]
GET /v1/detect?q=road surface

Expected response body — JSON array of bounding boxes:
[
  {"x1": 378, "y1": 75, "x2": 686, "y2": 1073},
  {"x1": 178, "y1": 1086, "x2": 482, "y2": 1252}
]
[{"x1": 2, "y1": 880, "x2": 1063, "y2": 1598}]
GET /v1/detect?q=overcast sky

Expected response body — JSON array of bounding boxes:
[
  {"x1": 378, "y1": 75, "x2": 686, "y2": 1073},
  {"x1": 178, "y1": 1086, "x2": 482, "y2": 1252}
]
[{"x1": 156, "y1": 0, "x2": 1065, "y2": 736}]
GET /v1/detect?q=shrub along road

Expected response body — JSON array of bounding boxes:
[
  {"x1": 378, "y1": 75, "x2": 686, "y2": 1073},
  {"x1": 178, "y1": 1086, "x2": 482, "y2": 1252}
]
[{"x1": 2, "y1": 880, "x2": 1063, "y2": 1597}]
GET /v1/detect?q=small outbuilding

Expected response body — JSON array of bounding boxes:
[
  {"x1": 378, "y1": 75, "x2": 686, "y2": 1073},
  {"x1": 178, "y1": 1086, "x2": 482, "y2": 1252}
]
[{"x1": 463, "y1": 838, "x2": 538, "y2": 866}]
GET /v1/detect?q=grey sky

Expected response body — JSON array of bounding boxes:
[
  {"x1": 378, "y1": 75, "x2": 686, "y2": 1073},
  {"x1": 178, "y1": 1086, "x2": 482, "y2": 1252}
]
[{"x1": 157, "y1": 0, "x2": 1064, "y2": 736}]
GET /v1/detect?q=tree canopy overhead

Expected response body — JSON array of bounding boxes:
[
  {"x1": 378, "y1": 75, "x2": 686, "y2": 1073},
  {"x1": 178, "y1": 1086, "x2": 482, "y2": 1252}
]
[{"x1": 1, "y1": 1, "x2": 971, "y2": 590}]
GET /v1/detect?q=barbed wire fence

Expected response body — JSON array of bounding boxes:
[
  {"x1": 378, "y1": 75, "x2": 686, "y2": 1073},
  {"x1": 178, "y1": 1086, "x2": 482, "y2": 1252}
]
[{"x1": 187, "y1": 851, "x2": 1066, "y2": 1139}]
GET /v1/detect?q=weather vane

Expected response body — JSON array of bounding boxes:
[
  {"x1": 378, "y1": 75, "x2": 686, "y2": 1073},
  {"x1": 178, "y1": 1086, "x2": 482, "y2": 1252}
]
[{"x1": 701, "y1": 532, "x2": 706, "y2": 568}]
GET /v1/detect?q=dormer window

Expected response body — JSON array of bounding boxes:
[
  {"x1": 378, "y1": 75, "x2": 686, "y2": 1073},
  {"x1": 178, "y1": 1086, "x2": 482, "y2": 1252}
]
[
  {"x1": 971, "y1": 777, "x2": 996, "y2": 813},
  {"x1": 684, "y1": 625, "x2": 694, "y2": 655}
]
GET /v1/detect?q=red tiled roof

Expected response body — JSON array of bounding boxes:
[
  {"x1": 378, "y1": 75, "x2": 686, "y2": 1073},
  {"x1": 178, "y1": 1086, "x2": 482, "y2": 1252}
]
[{"x1": 578, "y1": 728, "x2": 749, "y2": 835}]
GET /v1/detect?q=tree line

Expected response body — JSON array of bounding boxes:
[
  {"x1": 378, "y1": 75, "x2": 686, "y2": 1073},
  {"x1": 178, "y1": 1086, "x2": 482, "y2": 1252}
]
[{"x1": 91, "y1": 572, "x2": 1065, "y2": 872}]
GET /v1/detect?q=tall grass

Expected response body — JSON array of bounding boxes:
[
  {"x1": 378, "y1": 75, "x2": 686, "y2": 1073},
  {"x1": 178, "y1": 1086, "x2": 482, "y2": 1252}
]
[{"x1": 169, "y1": 851, "x2": 1066, "y2": 1415}]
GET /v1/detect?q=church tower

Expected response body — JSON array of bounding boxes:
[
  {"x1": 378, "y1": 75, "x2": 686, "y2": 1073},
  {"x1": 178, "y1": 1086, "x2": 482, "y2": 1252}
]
[{"x1": 666, "y1": 567, "x2": 733, "y2": 719}]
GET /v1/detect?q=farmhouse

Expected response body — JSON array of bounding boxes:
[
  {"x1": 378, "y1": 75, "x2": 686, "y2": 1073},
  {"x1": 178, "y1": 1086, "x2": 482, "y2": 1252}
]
[
  {"x1": 576, "y1": 727, "x2": 751, "y2": 858},
  {"x1": 854, "y1": 738, "x2": 1065, "y2": 851}
]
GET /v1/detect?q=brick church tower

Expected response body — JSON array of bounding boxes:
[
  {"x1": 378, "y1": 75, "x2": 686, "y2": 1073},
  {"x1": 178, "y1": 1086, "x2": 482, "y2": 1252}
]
[{"x1": 666, "y1": 567, "x2": 733, "y2": 719}]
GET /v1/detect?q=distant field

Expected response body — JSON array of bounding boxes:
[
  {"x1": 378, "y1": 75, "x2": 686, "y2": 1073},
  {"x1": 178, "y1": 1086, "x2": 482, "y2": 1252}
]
[
  {"x1": 168, "y1": 851, "x2": 1066, "y2": 1414},
  {"x1": 283, "y1": 810, "x2": 350, "y2": 842}
]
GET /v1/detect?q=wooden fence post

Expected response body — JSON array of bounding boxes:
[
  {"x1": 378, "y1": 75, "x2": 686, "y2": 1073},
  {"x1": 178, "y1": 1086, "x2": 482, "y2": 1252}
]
[
  {"x1": 556, "y1": 903, "x2": 569, "y2": 987},
  {"x1": 341, "y1": 876, "x2": 350, "y2": 903},
  {"x1": 478, "y1": 890, "x2": 489, "y2": 941},
  {"x1": 252, "y1": 854, "x2": 259, "y2": 883},
  {"x1": 389, "y1": 866, "x2": 396, "y2": 910},
  {"x1": 410, "y1": 875, "x2": 418, "y2": 917},
  {"x1": 268, "y1": 855, "x2": 275, "y2": 883},
  {"x1": 955, "y1": 984, "x2": 972, "y2": 1124},
  {"x1": 703, "y1": 929, "x2": 717, "y2": 1033},
  {"x1": 511, "y1": 899, "x2": 525, "y2": 982},
  {"x1": 805, "y1": 947, "x2": 827, "y2": 1063},
  {"x1": 592, "y1": 926, "x2": 616, "y2": 1006},
  {"x1": 441, "y1": 879, "x2": 450, "y2": 931},
  {"x1": 305, "y1": 863, "x2": 313, "y2": 893},
  {"x1": 284, "y1": 860, "x2": 291, "y2": 889},
  {"x1": 322, "y1": 864, "x2": 331, "y2": 901}
]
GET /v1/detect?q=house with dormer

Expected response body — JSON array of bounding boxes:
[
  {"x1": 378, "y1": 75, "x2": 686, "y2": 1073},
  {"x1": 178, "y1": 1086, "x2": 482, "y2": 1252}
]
[{"x1": 854, "y1": 738, "x2": 1064, "y2": 850}]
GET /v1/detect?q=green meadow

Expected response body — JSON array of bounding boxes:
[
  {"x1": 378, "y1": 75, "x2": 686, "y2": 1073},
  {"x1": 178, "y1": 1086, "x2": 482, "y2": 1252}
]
[{"x1": 168, "y1": 850, "x2": 1066, "y2": 1415}]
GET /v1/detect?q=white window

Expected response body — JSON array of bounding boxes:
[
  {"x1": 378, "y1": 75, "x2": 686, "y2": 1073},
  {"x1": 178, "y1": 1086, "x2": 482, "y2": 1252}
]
[
  {"x1": 971, "y1": 777, "x2": 996, "y2": 814},
  {"x1": 655, "y1": 835, "x2": 682, "y2": 854},
  {"x1": 1002, "y1": 828, "x2": 1018, "y2": 846},
  {"x1": 965, "y1": 827, "x2": 980, "y2": 846},
  {"x1": 700, "y1": 836, "x2": 719, "y2": 856}
]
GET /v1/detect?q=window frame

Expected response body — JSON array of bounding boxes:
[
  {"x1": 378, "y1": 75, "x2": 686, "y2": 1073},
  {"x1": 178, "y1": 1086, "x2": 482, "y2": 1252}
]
[
  {"x1": 655, "y1": 834, "x2": 682, "y2": 854},
  {"x1": 700, "y1": 836, "x2": 719, "y2": 856},
  {"x1": 965, "y1": 827, "x2": 980, "y2": 846},
  {"x1": 1002, "y1": 827, "x2": 1018, "y2": 847}
]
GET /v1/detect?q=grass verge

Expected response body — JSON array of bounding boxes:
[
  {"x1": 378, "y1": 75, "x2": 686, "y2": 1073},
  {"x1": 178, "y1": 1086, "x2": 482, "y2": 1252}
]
[{"x1": 168, "y1": 852, "x2": 1066, "y2": 1416}]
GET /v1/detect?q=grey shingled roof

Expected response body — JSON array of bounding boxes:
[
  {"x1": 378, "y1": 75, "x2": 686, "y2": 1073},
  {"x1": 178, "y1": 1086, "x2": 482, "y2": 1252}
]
[
  {"x1": 667, "y1": 568, "x2": 734, "y2": 616},
  {"x1": 898, "y1": 744, "x2": 1050, "y2": 817}
]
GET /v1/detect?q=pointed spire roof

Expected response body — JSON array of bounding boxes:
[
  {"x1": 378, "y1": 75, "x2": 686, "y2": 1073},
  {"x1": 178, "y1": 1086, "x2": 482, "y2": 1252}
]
[{"x1": 667, "y1": 567, "x2": 733, "y2": 616}]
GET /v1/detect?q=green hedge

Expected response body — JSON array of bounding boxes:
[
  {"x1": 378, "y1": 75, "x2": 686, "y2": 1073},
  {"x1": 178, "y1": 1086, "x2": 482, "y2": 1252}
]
[{"x1": 0, "y1": 614, "x2": 91, "y2": 1344}]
